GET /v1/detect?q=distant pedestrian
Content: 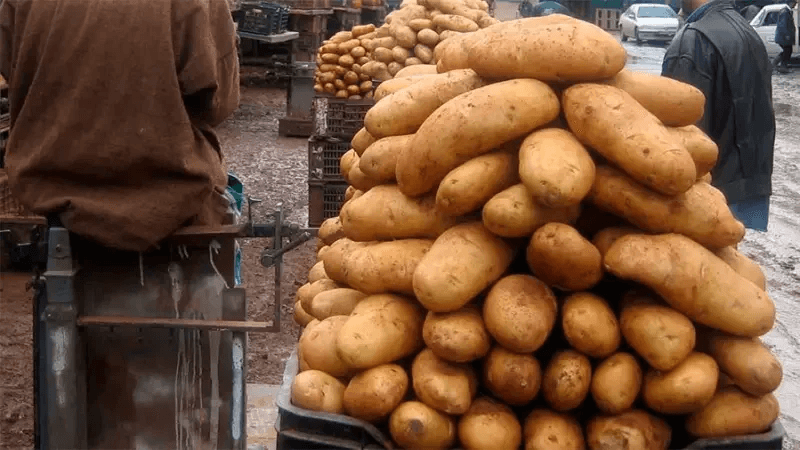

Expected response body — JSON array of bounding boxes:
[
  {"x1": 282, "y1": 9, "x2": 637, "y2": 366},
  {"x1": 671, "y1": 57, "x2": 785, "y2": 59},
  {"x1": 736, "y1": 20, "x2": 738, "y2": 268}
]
[{"x1": 774, "y1": 1, "x2": 796, "y2": 73}]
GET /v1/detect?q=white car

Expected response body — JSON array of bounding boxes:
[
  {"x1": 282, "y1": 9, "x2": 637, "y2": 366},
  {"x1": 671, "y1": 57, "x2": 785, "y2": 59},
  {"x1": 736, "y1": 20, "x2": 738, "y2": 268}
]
[
  {"x1": 750, "y1": 4, "x2": 799, "y2": 60},
  {"x1": 619, "y1": 3, "x2": 681, "y2": 44}
]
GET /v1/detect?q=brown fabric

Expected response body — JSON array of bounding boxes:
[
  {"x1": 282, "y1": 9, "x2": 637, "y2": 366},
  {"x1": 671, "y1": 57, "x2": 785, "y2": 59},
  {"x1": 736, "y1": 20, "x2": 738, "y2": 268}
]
[{"x1": 0, "y1": 0, "x2": 240, "y2": 251}]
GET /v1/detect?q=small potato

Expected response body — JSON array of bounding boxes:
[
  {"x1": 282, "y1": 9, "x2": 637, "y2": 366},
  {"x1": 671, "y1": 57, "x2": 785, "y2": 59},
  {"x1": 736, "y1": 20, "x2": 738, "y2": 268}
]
[
  {"x1": 458, "y1": 397, "x2": 522, "y2": 450},
  {"x1": 686, "y1": 386, "x2": 780, "y2": 438},
  {"x1": 542, "y1": 350, "x2": 592, "y2": 411},
  {"x1": 340, "y1": 148, "x2": 358, "y2": 177},
  {"x1": 701, "y1": 332, "x2": 782, "y2": 396},
  {"x1": 298, "y1": 278, "x2": 342, "y2": 313},
  {"x1": 483, "y1": 346, "x2": 542, "y2": 406},
  {"x1": 483, "y1": 184, "x2": 581, "y2": 238},
  {"x1": 592, "y1": 353, "x2": 643, "y2": 415},
  {"x1": 335, "y1": 89, "x2": 348, "y2": 98},
  {"x1": 643, "y1": 352, "x2": 719, "y2": 414},
  {"x1": 412, "y1": 348, "x2": 478, "y2": 414},
  {"x1": 437, "y1": 151, "x2": 518, "y2": 216},
  {"x1": 524, "y1": 410, "x2": 585, "y2": 450},
  {"x1": 320, "y1": 43, "x2": 340, "y2": 54},
  {"x1": 351, "y1": 127, "x2": 376, "y2": 156},
  {"x1": 390, "y1": 401, "x2": 456, "y2": 450},
  {"x1": 587, "y1": 410, "x2": 671, "y2": 450},
  {"x1": 338, "y1": 38, "x2": 361, "y2": 53},
  {"x1": 438, "y1": 29, "x2": 463, "y2": 41},
  {"x1": 714, "y1": 246, "x2": 766, "y2": 290},
  {"x1": 334, "y1": 65, "x2": 348, "y2": 76},
  {"x1": 343, "y1": 70, "x2": 359, "y2": 85},
  {"x1": 349, "y1": 94, "x2": 362, "y2": 100},
  {"x1": 321, "y1": 53, "x2": 339, "y2": 64},
  {"x1": 393, "y1": 46, "x2": 411, "y2": 63},
  {"x1": 308, "y1": 288, "x2": 367, "y2": 320},
  {"x1": 359, "y1": 80, "x2": 373, "y2": 93},
  {"x1": 393, "y1": 25, "x2": 418, "y2": 48},
  {"x1": 338, "y1": 54, "x2": 355, "y2": 67},
  {"x1": 424, "y1": 306, "x2": 491, "y2": 363},
  {"x1": 408, "y1": 18, "x2": 433, "y2": 31},
  {"x1": 405, "y1": 57, "x2": 423, "y2": 66},
  {"x1": 373, "y1": 47, "x2": 394, "y2": 64},
  {"x1": 343, "y1": 364, "x2": 409, "y2": 422},
  {"x1": 418, "y1": 28, "x2": 440, "y2": 47},
  {"x1": 313, "y1": 83, "x2": 324, "y2": 93},
  {"x1": 388, "y1": 61, "x2": 404, "y2": 76},
  {"x1": 561, "y1": 292, "x2": 620, "y2": 358},
  {"x1": 526, "y1": 223, "x2": 603, "y2": 291},
  {"x1": 433, "y1": 14, "x2": 479, "y2": 32},
  {"x1": 294, "y1": 301, "x2": 316, "y2": 327},
  {"x1": 318, "y1": 216, "x2": 345, "y2": 246},
  {"x1": 307, "y1": 260, "x2": 327, "y2": 283},
  {"x1": 323, "y1": 82, "x2": 336, "y2": 94},
  {"x1": 483, "y1": 275, "x2": 558, "y2": 353},
  {"x1": 620, "y1": 297, "x2": 696, "y2": 372},
  {"x1": 413, "y1": 44, "x2": 434, "y2": 64},
  {"x1": 299, "y1": 316, "x2": 352, "y2": 377},
  {"x1": 291, "y1": 370, "x2": 346, "y2": 414},
  {"x1": 346, "y1": 84, "x2": 360, "y2": 96}
]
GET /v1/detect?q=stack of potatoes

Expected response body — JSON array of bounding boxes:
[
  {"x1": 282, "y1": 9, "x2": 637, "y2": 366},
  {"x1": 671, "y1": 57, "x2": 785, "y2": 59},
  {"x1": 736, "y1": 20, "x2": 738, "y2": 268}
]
[
  {"x1": 314, "y1": 24, "x2": 379, "y2": 99},
  {"x1": 294, "y1": 14, "x2": 783, "y2": 450}
]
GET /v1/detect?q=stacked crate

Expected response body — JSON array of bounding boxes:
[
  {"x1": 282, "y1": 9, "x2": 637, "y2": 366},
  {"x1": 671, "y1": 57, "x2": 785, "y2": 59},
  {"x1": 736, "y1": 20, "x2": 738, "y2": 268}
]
[{"x1": 307, "y1": 95, "x2": 373, "y2": 227}]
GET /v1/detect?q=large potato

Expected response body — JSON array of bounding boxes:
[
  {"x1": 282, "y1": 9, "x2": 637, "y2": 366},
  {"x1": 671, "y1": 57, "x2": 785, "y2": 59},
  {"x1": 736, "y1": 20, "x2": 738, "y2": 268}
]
[
  {"x1": 562, "y1": 292, "x2": 620, "y2": 358},
  {"x1": 337, "y1": 294, "x2": 425, "y2": 369},
  {"x1": 347, "y1": 159, "x2": 379, "y2": 192},
  {"x1": 322, "y1": 238, "x2": 371, "y2": 284},
  {"x1": 423, "y1": 305, "x2": 491, "y2": 363},
  {"x1": 412, "y1": 348, "x2": 478, "y2": 414},
  {"x1": 564, "y1": 84, "x2": 696, "y2": 196},
  {"x1": 308, "y1": 288, "x2": 367, "y2": 320},
  {"x1": 587, "y1": 410, "x2": 671, "y2": 450},
  {"x1": 667, "y1": 125, "x2": 718, "y2": 178},
  {"x1": 519, "y1": 128, "x2": 596, "y2": 208},
  {"x1": 483, "y1": 275, "x2": 558, "y2": 353},
  {"x1": 483, "y1": 184, "x2": 581, "y2": 238},
  {"x1": 359, "y1": 134, "x2": 413, "y2": 183},
  {"x1": 299, "y1": 316, "x2": 352, "y2": 377},
  {"x1": 299, "y1": 278, "x2": 343, "y2": 313},
  {"x1": 390, "y1": 401, "x2": 456, "y2": 450},
  {"x1": 413, "y1": 222, "x2": 515, "y2": 312},
  {"x1": 394, "y1": 64, "x2": 439, "y2": 78},
  {"x1": 458, "y1": 397, "x2": 522, "y2": 450},
  {"x1": 701, "y1": 332, "x2": 782, "y2": 396},
  {"x1": 351, "y1": 127, "x2": 377, "y2": 156},
  {"x1": 591, "y1": 352, "x2": 642, "y2": 414},
  {"x1": 291, "y1": 370, "x2": 346, "y2": 414},
  {"x1": 605, "y1": 233, "x2": 776, "y2": 337},
  {"x1": 365, "y1": 69, "x2": 484, "y2": 138},
  {"x1": 397, "y1": 79, "x2": 559, "y2": 197},
  {"x1": 437, "y1": 151, "x2": 518, "y2": 216},
  {"x1": 318, "y1": 217, "x2": 345, "y2": 246},
  {"x1": 343, "y1": 238, "x2": 432, "y2": 295},
  {"x1": 542, "y1": 350, "x2": 592, "y2": 411},
  {"x1": 307, "y1": 260, "x2": 327, "y2": 283},
  {"x1": 523, "y1": 410, "x2": 585, "y2": 450},
  {"x1": 483, "y1": 345, "x2": 542, "y2": 406},
  {"x1": 343, "y1": 364, "x2": 409, "y2": 422},
  {"x1": 340, "y1": 149, "x2": 358, "y2": 177},
  {"x1": 293, "y1": 301, "x2": 316, "y2": 327},
  {"x1": 373, "y1": 74, "x2": 434, "y2": 101},
  {"x1": 589, "y1": 165, "x2": 745, "y2": 249},
  {"x1": 608, "y1": 69, "x2": 705, "y2": 127},
  {"x1": 686, "y1": 386, "x2": 780, "y2": 438},
  {"x1": 714, "y1": 246, "x2": 767, "y2": 290},
  {"x1": 340, "y1": 185, "x2": 458, "y2": 242},
  {"x1": 619, "y1": 295, "x2": 696, "y2": 371},
  {"x1": 643, "y1": 352, "x2": 719, "y2": 414},
  {"x1": 527, "y1": 223, "x2": 603, "y2": 291}
]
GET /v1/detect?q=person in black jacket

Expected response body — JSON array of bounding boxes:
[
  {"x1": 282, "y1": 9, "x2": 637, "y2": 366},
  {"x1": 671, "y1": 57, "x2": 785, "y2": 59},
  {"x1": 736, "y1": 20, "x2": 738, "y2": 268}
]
[
  {"x1": 774, "y1": 2, "x2": 796, "y2": 73},
  {"x1": 662, "y1": 0, "x2": 775, "y2": 231}
]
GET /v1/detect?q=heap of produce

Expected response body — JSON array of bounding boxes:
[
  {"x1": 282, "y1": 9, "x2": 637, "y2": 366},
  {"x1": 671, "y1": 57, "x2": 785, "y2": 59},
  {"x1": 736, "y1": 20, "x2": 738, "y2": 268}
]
[
  {"x1": 296, "y1": 13, "x2": 782, "y2": 450},
  {"x1": 313, "y1": 0, "x2": 499, "y2": 97}
]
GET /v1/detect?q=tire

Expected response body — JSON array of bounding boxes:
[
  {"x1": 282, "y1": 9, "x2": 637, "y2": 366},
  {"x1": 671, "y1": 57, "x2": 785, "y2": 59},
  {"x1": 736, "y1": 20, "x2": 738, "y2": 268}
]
[
  {"x1": 635, "y1": 27, "x2": 643, "y2": 44},
  {"x1": 621, "y1": 28, "x2": 628, "y2": 41}
]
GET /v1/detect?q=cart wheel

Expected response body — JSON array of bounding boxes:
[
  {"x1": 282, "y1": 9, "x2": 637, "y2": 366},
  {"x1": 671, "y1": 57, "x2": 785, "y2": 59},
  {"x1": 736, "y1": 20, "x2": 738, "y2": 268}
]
[{"x1": 635, "y1": 27, "x2": 643, "y2": 44}]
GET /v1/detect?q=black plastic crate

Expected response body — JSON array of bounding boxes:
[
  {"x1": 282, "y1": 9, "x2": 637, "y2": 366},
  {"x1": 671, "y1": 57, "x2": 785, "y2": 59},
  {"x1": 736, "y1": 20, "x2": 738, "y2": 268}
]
[
  {"x1": 312, "y1": 96, "x2": 374, "y2": 140},
  {"x1": 308, "y1": 136, "x2": 350, "y2": 182},
  {"x1": 308, "y1": 181, "x2": 348, "y2": 227},
  {"x1": 237, "y1": 2, "x2": 290, "y2": 36}
]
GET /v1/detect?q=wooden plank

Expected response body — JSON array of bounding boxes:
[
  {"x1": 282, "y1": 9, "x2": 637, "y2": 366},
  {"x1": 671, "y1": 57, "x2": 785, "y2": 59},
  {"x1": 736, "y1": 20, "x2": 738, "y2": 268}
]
[{"x1": 77, "y1": 315, "x2": 274, "y2": 332}]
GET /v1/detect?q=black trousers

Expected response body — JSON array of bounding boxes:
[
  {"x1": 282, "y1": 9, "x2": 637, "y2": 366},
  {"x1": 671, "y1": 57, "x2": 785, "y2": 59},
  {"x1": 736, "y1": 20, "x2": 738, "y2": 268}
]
[{"x1": 779, "y1": 45, "x2": 793, "y2": 65}]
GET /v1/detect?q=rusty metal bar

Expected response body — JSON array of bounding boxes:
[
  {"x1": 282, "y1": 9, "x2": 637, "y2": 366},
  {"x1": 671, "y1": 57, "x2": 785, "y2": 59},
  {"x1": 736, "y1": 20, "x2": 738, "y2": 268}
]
[{"x1": 76, "y1": 315, "x2": 273, "y2": 332}]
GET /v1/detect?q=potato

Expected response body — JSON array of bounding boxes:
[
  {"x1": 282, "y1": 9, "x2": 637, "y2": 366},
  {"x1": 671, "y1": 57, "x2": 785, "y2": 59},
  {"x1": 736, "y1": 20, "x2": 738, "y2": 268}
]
[
  {"x1": 409, "y1": 18, "x2": 434, "y2": 31},
  {"x1": 337, "y1": 294, "x2": 424, "y2": 370},
  {"x1": 686, "y1": 386, "x2": 780, "y2": 438},
  {"x1": 620, "y1": 297, "x2": 696, "y2": 367},
  {"x1": 323, "y1": 82, "x2": 336, "y2": 94},
  {"x1": 587, "y1": 410, "x2": 671, "y2": 450},
  {"x1": 307, "y1": 261, "x2": 327, "y2": 283},
  {"x1": 405, "y1": 56, "x2": 423, "y2": 66},
  {"x1": 483, "y1": 275, "x2": 558, "y2": 353},
  {"x1": 605, "y1": 233, "x2": 776, "y2": 337},
  {"x1": 387, "y1": 61, "x2": 404, "y2": 76},
  {"x1": 417, "y1": 28, "x2": 440, "y2": 47},
  {"x1": 643, "y1": 352, "x2": 718, "y2": 414},
  {"x1": 438, "y1": 29, "x2": 463, "y2": 42},
  {"x1": 313, "y1": 83, "x2": 323, "y2": 93},
  {"x1": 322, "y1": 238, "x2": 371, "y2": 284},
  {"x1": 424, "y1": 306, "x2": 491, "y2": 363},
  {"x1": 318, "y1": 216, "x2": 345, "y2": 245},
  {"x1": 294, "y1": 300, "x2": 316, "y2": 327},
  {"x1": 291, "y1": 370, "x2": 346, "y2": 414},
  {"x1": 527, "y1": 223, "x2": 603, "y2": 291},
  {"x1": 608, "y1": 68, "x2": 705, "y2": 127},
  {"x1": 413, "y1": 222, "x2": 515, "y2": 312},
  {"x1": 483, "y1": 345, "x2": 542, "y2": 406},
  {"x1": 390, "y1": 401, "x2": 456, "y2": 450},
  {"x1": 298, "y1": 278, "x2": 342, "y2": 312},
  {"x1": 412, "y1": 348, "x2": 478, "y2": 414},
  {"x1": 564, "y1": 84, "x2": 696, "y2": 196},
  {"x1": 373, "y1": 46, "x2": 394, "y2": 64},
  {"x1": 436, "y1": 151, "x2": 518, "y2": 216},
  {"x1": 358, "y1": 135, "x2": 412, "y2": 183},
  {"x1": 701, "y1": 332, "x2": 782, "y2": 396},
  {"x1": 376, "y1": 25, "x2": 391, "y2": 38},
  {"x1": 714, "y1": 246, "x2": 766, "y2": 290},
  {"x1": 372, "y1": 76, "x2": 420, "y2": 101},
  {"x1": 359, "y1": 80, "x2": 372, "y2": 93},
  {"x1": 523, "y1": 410, "x2": 585, "y2": 450},
  {"x1": 320, "y1": 43, "x2": 340, "y2": 54},
  {"x1": 700, "y1": 172, "x2": 712, "y2": 182},
  {"x1": 321, "y1": 53, "x2": 339, "y2": 64},
  {"x1": 316, "y1": 244, "x2": 330, "y2": 261},
  {"x1": 347, "y1": 161, "x2": 378, "y2": 192},
  {"x1": 340, "y1": 185, "x2": 458, "y2": 242},
  {"x1": 334, "y1": 65, "x2": 348, "y2": 77},
  {"x1": 339, "y1": 149, "x2": 358, "y2": 178},
  {"x1": 397, "y1": 79, "x2": 559, "y2": 197},
  {"x1": 338, "y1": 54, "x2": 355, "y2": 68},
  {"x1": 483, "y1": 184, "x2": 581, "y2": 238},
  {"x1": 299, "y1": 316, "x2": 352, "y2": 377},
  {"x1": 478, "y1": 14, "x2": 499, "y2": 28},
  {"x1": 393, "y1": 25, "x2": 418, "y2": 48},
  {"x1": 335, "y1": 89, "x2": 348, "y2": 98},
  {"x1": 433, "y1": 35, "x2": 463, "y2": 66},
  {"x1": 392, "y1": 46, "x2": 411, "y2": 63},
  {"x1": 308, "y1": 288, "x2": 367, "y2": 320},
  {"x1": 366, "y1": 69, "x2": 484, "y2": 138},
  {"x1": 592, "y1": 226, "x2": 640, "y2": 256},
  {"x1": 591, "y1": 353, "x2": 643, "y2": 414},
  {"x1": 343, "y1": 239, "x2": 433, "y2": 295},
  {"x1": 394, "y1": 64, "x2": 438, "y2": 78},
  {"x1": 542, "y1": 350, "x2": 592, "y2": 411},
  {"x1": 519, "y1": 128, "x2": 596, "y2": 208},
  {"x1": 343, "y1": 364, "x2": 408, "y2": 422},
  {"x1": 589, "y1": 165, "x2": 745, "y2": 249},
  {"x1": 667, "y1": 125, "x2": 718, "y2": 178},
  {"x1": 351, "y1": 127, "x2": 376, "y2": 156},
  {"x1": 331, "y1": 31, "x2": 353, "y2": 43},
  {"x1": 458, "y1": 397, "x2": 522, "y2": 450},
  {"x1": 338, "y1": 38, "x2": 361, "y2": 54},
  {"x1": 343, "y1": 70, "x2": 359, "y2": 85},
  {"x1": 351, "y1": 24, "x2": 376, "y2": 38},
  {"x1": 433, "y1": 14, "x2": 479, "y2": 32},
  {"x1": 562, "y1": 292, "x2": 620, "y2": 358}
]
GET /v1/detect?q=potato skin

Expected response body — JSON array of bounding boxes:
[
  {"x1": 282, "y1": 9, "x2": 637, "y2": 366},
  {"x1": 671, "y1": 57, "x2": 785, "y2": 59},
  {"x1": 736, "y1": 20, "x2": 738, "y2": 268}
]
[
  {"x1": 519, "y1": 128, "x2": 596, "y2": 208},
  {"x1": 307, "y1": 260, "x2": 327, "y2": 283},
  {"x1": 412, "y1": 348, "x2": 478, "y2": 414},
  {"x1": 390, "y1": 401, "x2": 456, "y2": 450},
  {"x1": 643, "y1": 352, "x2": 719, "y2": 414},
  {"x1": 667, "y1": 125, "x2": 718, "y2": 178},
  {"x1": 527, "y1": 223, "x2": 603, "y2": 291},
  {"x1": 458, "y1": 397, "x2": 522, "y2": 450},
  {"x1": 294, "y1": 300, "x2": 316, "y2": 327},
  {"x1": 686, "y1": 386, "x2": 780, "y2": 438},
  {"x1": 436, "y1": 151, "x2": 518, "y2": 216},
  {"x1": 608, "y1": 69, "x2": 705, "y2": 127},
  {"x1": 300, "y1": 316, "x2": 353, "y2": 377},
  {"x1": 714, "y1": 246, "x2": 767, "y2": 291},
  {"x1": 308, "y1": 288, "x2": 367, "y2": 320},
  {"x1": 394, "y1": 64, "x2": 439, "y2": 78},
  {"x1": 322, "y1": 238, "x2": 371, "y2": 284},
  {"x1": 483, "y1": 345, "x2": 542, "y2": 406},
  {"x1": 343, "y1": 238, "x2": 433, "y2": 295},
  {"x1": 423, "y1": 306, "x2": 491, "y2": 363},
  {"x1": 587, "y1": 410, "x2": 671, "y2": 450},
  {"x1": 483, "y1": 274, "x2": 558, "y2": 353},
  {"x1": 351, "y1": 127, "x2": 377, "y2": 156},
  {"x1": 592, "y1": 226, "x2": 641, "y2": 256},
  {"x1": 318, "y1": 217, "x2": 346, "y2": 246},
  {"x1": 542, "y1": 350, "x2": 592, "y2": 411},
  {"x1": 701, "y1": 332, "x2": 782, "y2": 396},
  {"x1": 619, "y1": 299, "x2": 695, "y2": 372},
  {"x1": 523, "y1": 409, "x2": 585, "y2": 450},
  {"x1": 343, "y1": 364, "x2": 409, "y2": 422},
  {"x1": 299, "y1": 278, "x2": 343, "y2": 313},
  {"x1": 592, "y1": 352, "x2": 642, "y2": 414},
  {"x1": 483, "y1": 184, "x2": 582, "y2": 238},
  {"x1": 291, "y1": 370, "x2": 347, "y2": 414},
  {"x1": 605, "y1": 233, "x2": 776, "y2": 337},
  {"x1": 340, "y1": 149, "x2": 358, "y2": 177},
  {"x1": 359, "y1": 134, "x2": 413, "y2": 183}
]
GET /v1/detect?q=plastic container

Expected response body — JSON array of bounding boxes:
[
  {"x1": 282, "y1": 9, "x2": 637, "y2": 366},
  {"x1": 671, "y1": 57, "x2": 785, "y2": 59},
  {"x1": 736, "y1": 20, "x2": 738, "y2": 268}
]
[
  {"x1": 312, "y1": 96, "x2": 374, "y2": 140},
  {"x1": 307, "y1": 181, "x2": 348, "y2": 227},
  {"x1": 308, "y1": 136, "x2": 350, "y2": 182},
  {"x1": 237, "y1": 2, "x2": 290, "y2": 36}
]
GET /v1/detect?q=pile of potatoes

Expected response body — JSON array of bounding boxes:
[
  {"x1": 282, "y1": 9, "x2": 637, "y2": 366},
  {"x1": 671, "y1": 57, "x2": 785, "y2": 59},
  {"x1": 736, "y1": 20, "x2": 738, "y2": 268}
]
[{"x1": 294, "y1": 14, "x2": 783, "y2": 450}]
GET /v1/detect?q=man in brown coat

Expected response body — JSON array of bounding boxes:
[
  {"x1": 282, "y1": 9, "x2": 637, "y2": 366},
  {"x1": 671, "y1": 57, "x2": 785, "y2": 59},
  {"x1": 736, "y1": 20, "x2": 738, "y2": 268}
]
[{"x1": 0, "y1": 0, "x2": 240, "y2": 251}]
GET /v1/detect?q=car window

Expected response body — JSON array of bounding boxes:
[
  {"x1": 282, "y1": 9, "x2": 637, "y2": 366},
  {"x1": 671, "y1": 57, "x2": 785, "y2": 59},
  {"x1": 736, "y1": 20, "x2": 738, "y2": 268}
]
[
  {"x1": 763, "y1": 11, "x2": 779, "y2": 25},
  {"x1": 637, "y1": 5, "x2": 677, "y2": 18}
]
